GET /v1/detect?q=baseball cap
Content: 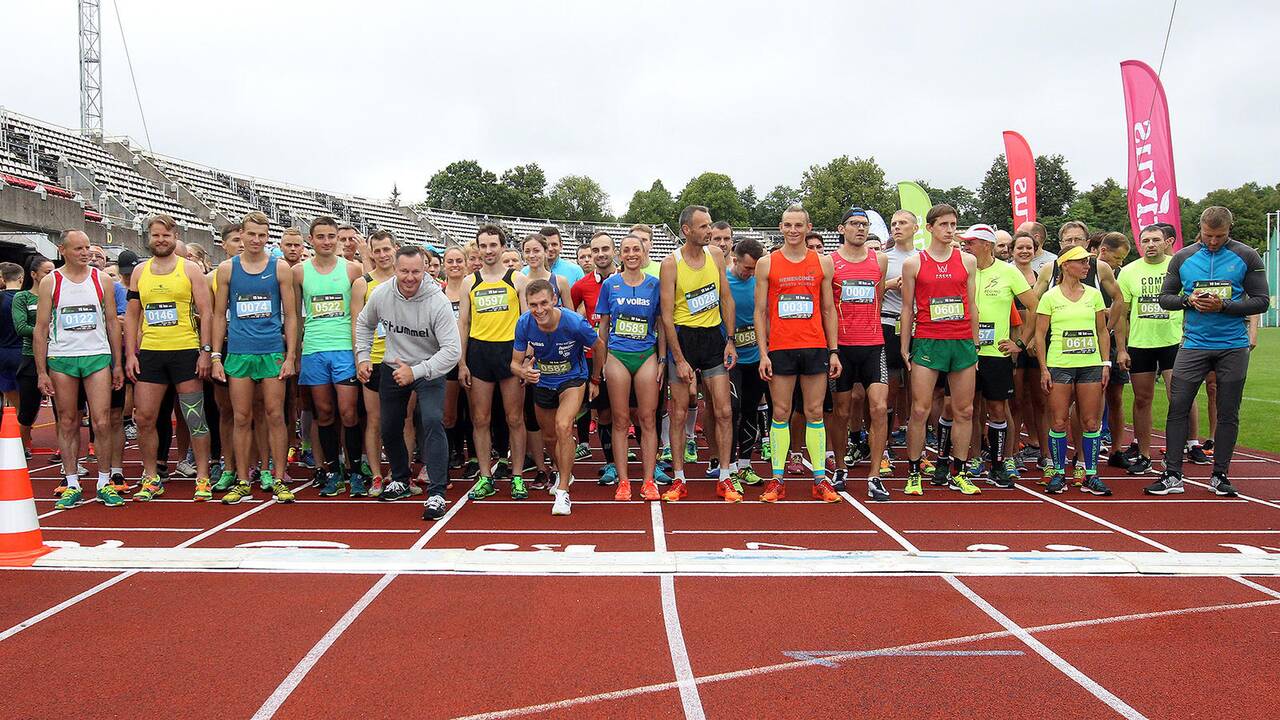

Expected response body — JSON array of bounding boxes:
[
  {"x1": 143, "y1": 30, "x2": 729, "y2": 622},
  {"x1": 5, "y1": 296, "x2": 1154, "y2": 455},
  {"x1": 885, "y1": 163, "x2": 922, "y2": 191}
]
[
  {"x1": 958, "y1": 224, "x2": 997, "y2": 243},
  {"x1": 1057, "y1": 245, "x2": 1090, "y2": 266},
  {"x1": 841, "y1": 207, "x2": 869, "y2": 224},
  {"x1": 115, "y1": 249, "x2": 140, "y2": 276}
]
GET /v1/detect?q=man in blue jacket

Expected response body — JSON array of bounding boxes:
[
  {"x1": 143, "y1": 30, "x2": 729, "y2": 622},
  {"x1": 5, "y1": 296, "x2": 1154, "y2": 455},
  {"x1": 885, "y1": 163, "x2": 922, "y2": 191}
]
[{"x1": 1146, "y1": 206, "x2": 1270, "y2": 497}]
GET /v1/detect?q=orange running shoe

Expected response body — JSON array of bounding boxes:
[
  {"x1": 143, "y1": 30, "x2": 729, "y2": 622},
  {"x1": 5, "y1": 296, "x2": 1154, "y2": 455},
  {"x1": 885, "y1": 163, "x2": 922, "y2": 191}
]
[
  {"x1": 760, "y1": 479, "x2": 786, "y2": 503},
  {"x1": 811, "y1": 479, "x2": 841, "y2": 503},
  {"x1": 614, "y1": 480, "x2": 632, "y2": 502},
  {"x1": 661, "y1": 479, "x2": 688, "y2": 502},
  {"x1": 716, "y1": 478, "x2": 743, "y2": 503},
  {"x1": 640, "y1": 479, "x2": 661, "y2": 501}
]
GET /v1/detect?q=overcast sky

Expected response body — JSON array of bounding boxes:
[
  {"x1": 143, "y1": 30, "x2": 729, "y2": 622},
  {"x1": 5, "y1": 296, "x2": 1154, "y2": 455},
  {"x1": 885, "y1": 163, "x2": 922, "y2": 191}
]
[{"x1": 2, "y1": 1, "x2": 1275, "y2": 217}]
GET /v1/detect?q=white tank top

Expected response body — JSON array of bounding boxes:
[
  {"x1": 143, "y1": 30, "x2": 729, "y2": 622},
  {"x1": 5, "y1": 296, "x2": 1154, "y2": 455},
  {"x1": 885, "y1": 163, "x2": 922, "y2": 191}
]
[{"x1": 48, "y1": 268, "x2": 111, "y2": 358}]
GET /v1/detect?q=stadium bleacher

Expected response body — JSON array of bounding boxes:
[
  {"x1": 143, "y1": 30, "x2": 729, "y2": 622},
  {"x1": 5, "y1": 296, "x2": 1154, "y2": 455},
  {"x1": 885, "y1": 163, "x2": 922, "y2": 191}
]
[{"x1": 420, "y1": 208, "x2": 681, "y2": 256}]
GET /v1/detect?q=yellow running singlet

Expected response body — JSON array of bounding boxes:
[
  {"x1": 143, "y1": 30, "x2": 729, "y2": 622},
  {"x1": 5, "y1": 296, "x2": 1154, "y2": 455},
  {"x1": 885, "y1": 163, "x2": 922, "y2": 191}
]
[
  {"x1": 468, "y1": 269, "x2": 520, "y2": 342},
  {"x1": 672, "y1": 247, "x2": 722, "y2": 328},
  {"x1": 138, "y1": 259, "x2": 199, "y2": 351}
]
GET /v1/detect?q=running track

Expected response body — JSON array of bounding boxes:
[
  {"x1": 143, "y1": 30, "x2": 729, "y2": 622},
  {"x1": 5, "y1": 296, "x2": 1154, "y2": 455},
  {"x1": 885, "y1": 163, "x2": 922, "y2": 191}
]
[{"x1": 4, "y1": 414, "x2": 1280, "y2": 719}]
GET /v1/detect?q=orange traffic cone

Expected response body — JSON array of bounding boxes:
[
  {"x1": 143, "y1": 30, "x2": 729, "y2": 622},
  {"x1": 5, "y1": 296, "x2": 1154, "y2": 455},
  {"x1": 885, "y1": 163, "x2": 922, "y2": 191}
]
[{"x1": 0, "y1": 406, "x2": 51, "y2": 566}]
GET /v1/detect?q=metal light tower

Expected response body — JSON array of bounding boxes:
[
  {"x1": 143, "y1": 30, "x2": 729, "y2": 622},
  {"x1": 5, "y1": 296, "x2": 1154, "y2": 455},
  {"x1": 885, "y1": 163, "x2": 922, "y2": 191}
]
[{"x1": 79, "y1": 0, "x2": 103, "y2": 136}]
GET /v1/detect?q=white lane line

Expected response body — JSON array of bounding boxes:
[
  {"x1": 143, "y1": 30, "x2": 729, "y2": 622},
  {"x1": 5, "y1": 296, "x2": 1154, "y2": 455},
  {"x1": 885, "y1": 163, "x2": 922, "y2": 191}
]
[
  {"x1": 839, "y1": 491, "x2": 919, "y2": 553},
  {"x1": 453, "y1": 594, "x2": 1271, "y2": 720},
  {"x1": 1140, "y1": 530, "x2": 1280, "y2": 534},
  {"x1": 651, "y1": 502, "x2": 705, "y2": 719},
  {"x1": 903, "y1": 529, "x2": 1114, "y2": 534},
  {"x1": 251, "y1": 494, "x2": 470, "y2": 719},
  {"x1": 42, "y1": 526, "x2": 202, "y2": 532},
  {"x1": 445, "y1": 529, "x2": 646, "y2": 535},
  {"x1": 1181, "y1": 479, "x2": 1280, "y2": 512},
  {"x1": 222, "y1": 528, "x2": 419, "y2": 534},
  {"x1": 667, "y1": 529, "x2": 876, "y2": 535},
  {"x1": 1068, "y1": 499, "x2": 1248, "y2": 504},
  {"x1": 1228, "y1": 576, "x2": 1280, "y2": 599},
  {"x1": 943, "y1": 575, "x2": 1149, "y2": 719},
  {"x1": 1014, "y1": 484, "x2": 1177, "y2": 553}
]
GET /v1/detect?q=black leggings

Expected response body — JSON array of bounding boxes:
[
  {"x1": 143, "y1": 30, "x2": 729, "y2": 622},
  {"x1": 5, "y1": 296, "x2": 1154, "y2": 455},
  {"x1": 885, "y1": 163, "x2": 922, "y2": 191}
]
[
  {"x1": 16, "y1": 356, "x2": 41, "y2": 427},
  {"x1": 730, "y1": 362, "x2": 770, "y2": 463}
]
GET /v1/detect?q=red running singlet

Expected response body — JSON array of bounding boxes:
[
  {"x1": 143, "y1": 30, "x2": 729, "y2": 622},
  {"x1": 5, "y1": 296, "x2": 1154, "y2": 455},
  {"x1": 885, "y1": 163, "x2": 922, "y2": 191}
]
[
  {"x1": 831, "y1": 250, "x2": 883, "y2": 347},
  {"x1": 766, "y1": 249, "x2": 827, "y2": 351},
  {"x1": 912, "y1": 248, "x2": 972, "y2": 340}
]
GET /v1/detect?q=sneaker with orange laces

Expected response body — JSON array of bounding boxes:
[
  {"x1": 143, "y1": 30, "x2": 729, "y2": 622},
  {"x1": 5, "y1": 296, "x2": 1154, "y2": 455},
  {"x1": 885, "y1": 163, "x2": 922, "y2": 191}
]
[
  {"x1": 811, "y1": 478, "x2": 841, "y2": 503},
  {"x1": 760, "y1": 479, "x2": 786, "y2": 503},
  {"x1": 640, "y1": 479, "x2": 661, "y2": 501},
  {"x1": 716, "y1": 478, "x2": 742, "y2": 503},
  {"x1": 661, "y1": 479, "x2": 688, "y2": 502},
  {"x1": 614, "y1": 480, "x2": 632, "y2": 502}
]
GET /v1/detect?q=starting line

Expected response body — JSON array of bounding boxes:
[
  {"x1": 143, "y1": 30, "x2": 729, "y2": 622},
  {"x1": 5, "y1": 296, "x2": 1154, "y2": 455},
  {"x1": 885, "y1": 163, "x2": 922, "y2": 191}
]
[{"x1": 25, "y1": 546, "x2": 1280, "y2": 577}]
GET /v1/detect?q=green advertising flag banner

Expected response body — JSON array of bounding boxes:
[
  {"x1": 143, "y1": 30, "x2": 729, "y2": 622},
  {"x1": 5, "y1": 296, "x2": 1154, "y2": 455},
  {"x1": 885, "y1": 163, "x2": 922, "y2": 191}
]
[{"x1": 897, "y1": 181, "x2": 932, "y2": 250}]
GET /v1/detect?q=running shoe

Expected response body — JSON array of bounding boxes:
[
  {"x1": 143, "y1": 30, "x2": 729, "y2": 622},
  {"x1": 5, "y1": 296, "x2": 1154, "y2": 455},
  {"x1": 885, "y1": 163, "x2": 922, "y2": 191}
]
[
  {"x1": 1122, "y1": 441, "x2": 1141, "y2": 462},
  {"x1": 1187, "y1": 444, "x2": 1211, "y2": 465},
  {"x1": 300, "y1": 449, "x2": 316, "y2": 469},
  {"x1": 528, "y1": 470, "x2": 549, "y2": 491},
  {"x1": 598, "y1": 463, "x2": 619, "y2": 486},
  {"x1": 659, "y1": 445, "x2": 673, "y2": 462},
  {"x1": 461, "y1": 458, "x2": 480, "y2": 480},
  {"x1": 54, "y1": 486, "x2": 82, "y2": 509},
  {"x1": 448, "y1": 453, "x2": 463, "y2": 470},
  {"x1": 929, "y1": 463, "x2": 950, "y2": 487},
  {"x1": 271, "y1": 480, "x2": 296, "y2": 503},
  {"x1": 921, "y1": 457, "x2": 936, "y2": 476},
  {"x1": 614, "y1": 480, "x2": 631, "y2": 502},
  {"x1": 737, "y1": 466, "x2": 764, "y2": 486},
  {"x1": 49, "y1": 450, "x2": 61, "y2": 463},
  {"x1": 889, "y1": 428, "x2": 907, "y2": 447},
  {"x1": 97, "y1": 485, "x2": 125, "y2": 507},
  {"x1": 830, "y1": 468, "x2": 847, "y2": 492},
  {"x1": 684, "y1": 438, "x2": 698, "y2": 463},
  {"x1": 654, "y1": 463, "x2": 674, "y2": 486},
  {"x1": 903, "y1": 472, "x2": 924, "y2": 496},
  {"x1": 493, "y1": 458, "x2": 512, "y2": 480},
  {"x1": 825, "y1": 454, "x2": 838, "y2": 475},
  {"x1": 380, "y1": 480, "x2": 410, "y2": 501},
  {"x1": 640, "y1": 479, "x2": 661, "y2": 501},
  {"x1": 109, "y1": 473, "x2": 131, "y2": 495},
  {"x1": 174, "y1": 458, "x2": 197, "y2": 479},
  {"x1": 360, "y1": 460, "x2": 375, "y2": 479},
  {"x1": 1071, "y1": 464, "x2": 1086, "y2": 487},
  {"x1": 760, "y1": 437, "x2": 772, "y2": 461},
  {"x1": 785, "y1": 453, "x2": 806, "y2": 476},
  {"x1": 85, "y1": 445, "x2": 97, "y2": 464},
  {"x1": 1038, "y1": 458, "x2": 1056, "y2": 486},
  {"x1": 729, "y1": 471, "x2": 744, "y2": 495},
  {"x1": 811, "y1": 479, "x2": 840, "y2": 503},
  {"x1": 716, "y1": 478, "x2": 743, "y2": 503},
  {"x1": 318, "y1": 470, "x2": 346, "y2": 497},
  {"x1": 575, "y1": 443, "x2": 591, "y2": 461},
  {"x1": 551, "y1": 489, "x2": 572, "y2": 516},
  {"x1": 287, "y1": 446, "x2": 299, "y2": 465},
  {"x1": 511, "y1": 476, "x2": 528, "y2": 500},
  {"x1": 1045, "y1": 474, "x2": 1068, "y2": 495},
  {"x1": 258, "y1": 470, "x2": 275, "y2": 491},
  {"x1": 964, "y1": 458, "x2": 984, "y2": 477},
  {"x1": 124, "y1": 420, "x2": 138, "y2": 441},
  {"x1": 879, "y1": 456, "x2": 893, "y2": 477},
  {"x1": 1208, "y1": 471, "x2": 1237, "y2": 497},
  {"x1": 707, "y1": 458, "x2": 720, "y2": 479},
  {"x1": 987, "y1": 458, "x2": 1020, "y2": 489},
  {"x1": 867, "y1": 477, "x2": 890, "y2": 502},
  {"x1": 1081, "y1": 475, "x2": 1112, "y2": 496},
  {"x1": 1107, "y1": 451, "x2": 1133, "y2": 471},
  {"x1": 193, "y1": 477, "x2": 213, "y2": 502},
  {"x1": 221, "y1": 481, "x2": 253, "y2": 505},
  {"x1": 948, "y1": 471, "x2": 981, "y2": 495},
  {"x1": 422, "y1": 494, "x2": 447, "y2": 520},
  {"x1": 134, "y1": 476, "x2": 164, "y2": 502},
  {"x1": 468, "y1": 476, "x2": 497, "y2": 500},
  {"x1": 369, "y1": 476, "x2": 384, "y2": 497},
  {"x1": 845, "y1": 442, "x2": 864, "y2": 467},
  {"x1": 661, "y1": 479, "x2": 688, "y2": 502},
  {"x1": 213, "y1": 470, "x2": 237, "y2": 492},
  {"x1": 759, "y1": 479, "x2": 786, "y2": 503},
  {"x1": 925, "y1": 430, "x2": 938, "y2": 453},
  {"x1": 349, "y1": 472, "x2": 369, "y2": 498},
  {"x1": 1015, "y1": 444, "x2": 1042, "y2": 465},
  {"x1": 1127, "y1": 455, "x2": 1154, "y2": 475}
]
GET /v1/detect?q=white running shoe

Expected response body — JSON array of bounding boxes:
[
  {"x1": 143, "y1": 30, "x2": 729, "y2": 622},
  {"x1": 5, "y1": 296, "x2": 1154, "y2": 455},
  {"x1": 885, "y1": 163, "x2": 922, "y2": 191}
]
[{"x1": 551, "y1": 489, "x2": 572, "y2": 516}]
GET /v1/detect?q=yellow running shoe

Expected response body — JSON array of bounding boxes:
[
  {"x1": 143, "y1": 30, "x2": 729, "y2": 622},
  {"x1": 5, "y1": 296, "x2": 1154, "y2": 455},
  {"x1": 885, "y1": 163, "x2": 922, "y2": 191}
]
[
  {"x1": 949, "y1": 471, "x2": 982, "y2": 495},
  {"x1": 879, "y1": 456, "x2": 893, "y2": 477},
  {"x1": 134, "y1": 475, "x2": 164, "y2": 502},
  {"x1": 271, "y1": 480, "x2": 296, "y2": 503},
  {"x1": 903, "y1": 473, "x2": 924, "y2": 496}
]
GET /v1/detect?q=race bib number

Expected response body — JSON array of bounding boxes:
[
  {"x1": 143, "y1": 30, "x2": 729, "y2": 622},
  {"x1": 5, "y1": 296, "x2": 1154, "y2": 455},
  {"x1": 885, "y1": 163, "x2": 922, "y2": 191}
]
[
  {"x1": 234, "y1": 293, "x2": 272, "y2": 320},
  {"x1": 1061, "y1": 329, "x2": 1097, "y2": 355},
  {"x1": 929, "y1": 296, "x2": 965, "y2": 322},
  {"x1": 978, "y1": 322, "x2": 996, "y2": 347},
  {"x1": 684, "y1": 283, "x2": 719, "y2": 315},
  {"x1": 778, "y1": 293, "x2": 814, "y2": 319},
  {"x1": 734, "y1": 325, "x2": 757, "y2": 348},
  {"x1": 59, "y1": 305, "x2": 98, "y2": 332},
  {"x1": 451, "y1": 300, "x2": 460, "y2": 319},
  {"x1": 473, "y1": 287, "x2": 509, "y2": 313},
  {"x1": 1137, "y1": 294, "x2": 1168, "y2": 320},
  {"x1": 309, "y1": 293, "x2": 344, "y2": 318},
  {"x1": 614, "y1": 315, "x2": 649, "y2": 340},
  {"x1": 1193, "y1": 280, "x2": 1233, "y2": 300},
  {"x1": 375, "y1": 321, "x2": 387, "y2": 339},
  {"x1": 538, "y1": 359, "x2": 572, "y2": 376},
  {"x1": 144, "y1": 302, "x2": 178, "y2": 327},
  {"x1": 840, "y1": 279, "x2": 876, "y2": 304}
]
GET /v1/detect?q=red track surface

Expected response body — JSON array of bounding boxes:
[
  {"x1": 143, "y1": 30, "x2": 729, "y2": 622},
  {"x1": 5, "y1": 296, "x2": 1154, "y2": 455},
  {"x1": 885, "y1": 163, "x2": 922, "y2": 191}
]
[{"x1": 5, "y1": 409, "x2": 1280, "y2": 718}]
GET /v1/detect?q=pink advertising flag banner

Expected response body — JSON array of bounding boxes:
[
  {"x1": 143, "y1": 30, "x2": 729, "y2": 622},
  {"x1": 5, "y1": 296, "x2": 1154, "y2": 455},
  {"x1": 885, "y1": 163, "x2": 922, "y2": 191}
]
[
  {"x1": 1121, "y1": 59, "x2": 1184, "y2": 250},
  {"x1": 1002, "y1": 131, "x2": 1037, "y2": 228}
]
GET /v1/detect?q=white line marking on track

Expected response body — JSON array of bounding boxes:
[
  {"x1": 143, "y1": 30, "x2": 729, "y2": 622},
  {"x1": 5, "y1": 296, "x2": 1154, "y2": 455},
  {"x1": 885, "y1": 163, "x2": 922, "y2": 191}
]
[
  {"x1": 42, "y1": 526, "x2": 202, "y2": 532},
  {"x1": 667, "y1": 529, "x2": 876, "y2": 534},
  {"x1": 222, "y1": 528, "x2": 419, "y2": 534},
  {"x1": 1140, "y1": 530, "x2": 1280, "y2": 534},
  {"x1": 943, "y1": 574, "x2": 1149, "y2": 719},
  {"x1": 1181, "y1": 479, "x2": 1280, "y2": 511},
  {"x1": 839, "y1": 490, "x2": 920, "y2": 553},
  {"x1": 903, "y1": 529, "x2": 1115, "y2": 534},
  {"x1": 651, "y1": 502, "x2": 705, "y2": 719},
  {"x1": 1068, "y1": 499, "x2": 1248, "y2": 504},
  {"x1": 1014, "y1": 484, "x2": 1177, "y2": 553},
  {"x1": 453, "y1": 595, "x2": 1272, "y2": 720},
  {"x1": 1228, "y1": 576, "x2": 1280, "y2": 599},
  {"x1": 251, "y1": 494, "x2": 470, "y2": 719},
  {"x1": 444, "y1": 529, "x2": 646, "y2": 534}
]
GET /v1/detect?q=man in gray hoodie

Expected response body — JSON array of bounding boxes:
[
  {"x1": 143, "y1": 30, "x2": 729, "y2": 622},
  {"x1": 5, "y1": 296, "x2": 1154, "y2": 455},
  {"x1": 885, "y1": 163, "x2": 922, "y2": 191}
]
[{"x1": 355, "y1": 245, "x2": 461, "y2": 520}]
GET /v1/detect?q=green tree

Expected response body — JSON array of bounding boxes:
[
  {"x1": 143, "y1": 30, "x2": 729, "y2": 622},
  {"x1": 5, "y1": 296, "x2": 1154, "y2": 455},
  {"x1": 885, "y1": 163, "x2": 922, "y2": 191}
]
[
  {"x1": 623, "y1": 179, "x2": 679, "y2": 227},
  {"x1": 1074, "y1": 178, "x2": 1130, "y2": 236},
  {"x1": 751, "y1": 184, "x2": 801, "y2": 227},
  {"x1": 677, "y1": 172, "x2": 749, "y2": 227},
  {"x1": 499, "y1": 163, "x2": 548, "y2": 217},
  {"x1": 424, "y1": 160, "x2": 503, "y2": 213},
  {"x1": 975, "y1": 153, "x2": 1076, "y2": 235},
  {"x1": 799, "y1": 155, "x2": 894, "y2": 230},
  {"x1": 916, "y1": 181, "x2": 979, "y2": 226},
  {"x1": 1183, "y1": 182, "x2": 1280, "y2": 250},
  {"x1": 738, "y1": 185, "x2": 759, "y2": 221},
  {"x1": 975, "y1": 154, "x2": 1012, "y2": 228},
  {"x1": 545, "y1": 175, "x2": 612, "y2": 222}
]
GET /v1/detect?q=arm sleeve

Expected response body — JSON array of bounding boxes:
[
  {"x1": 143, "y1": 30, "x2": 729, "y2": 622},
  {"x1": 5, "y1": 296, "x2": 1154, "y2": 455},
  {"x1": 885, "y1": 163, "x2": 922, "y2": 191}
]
[
  {"x1": 1158, "y1": 252, "x2": 1188, "y2": 311},
  {"x1": 12, "y1": 293, "x2": 33, "y2": 339},
  {"x1": 412, "y1": 298, "x2": 462, "y2": 380},
  {"x1": 1223, "y1": 247, "x2": 1271, "y2": 317},
  {"x1": 353, "y1": 290, "x2": 378, "y2": 364}
]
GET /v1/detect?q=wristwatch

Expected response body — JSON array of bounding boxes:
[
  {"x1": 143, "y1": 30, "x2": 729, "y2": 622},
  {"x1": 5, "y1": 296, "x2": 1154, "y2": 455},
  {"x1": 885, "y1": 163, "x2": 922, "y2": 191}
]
[{"x1": 200, "y1": 344, "x2": 213, "y2": 352}]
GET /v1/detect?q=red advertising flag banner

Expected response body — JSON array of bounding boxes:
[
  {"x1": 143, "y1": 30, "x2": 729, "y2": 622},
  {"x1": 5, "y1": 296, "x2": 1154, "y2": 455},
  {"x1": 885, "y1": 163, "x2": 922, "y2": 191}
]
[
  {"x1": 1121, "y1": 59, "x2": 1183, "y2": 250},
  {"x1": 1002, "y1": 131, "x2": 1037, "y2": 228}
]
